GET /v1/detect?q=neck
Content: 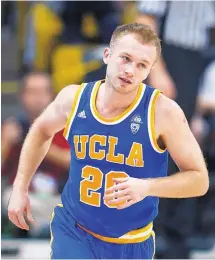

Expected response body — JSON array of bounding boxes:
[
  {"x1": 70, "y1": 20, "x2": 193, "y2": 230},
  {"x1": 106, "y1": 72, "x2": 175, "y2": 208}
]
[{"x1": 97, "y1": 78, "x2": 139, "y2": 113}]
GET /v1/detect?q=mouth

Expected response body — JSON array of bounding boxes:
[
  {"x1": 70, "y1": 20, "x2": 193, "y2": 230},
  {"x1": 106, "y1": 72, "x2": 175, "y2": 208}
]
[{"x1": 119, "y1": 77, "x2": 132, "y2": 84}]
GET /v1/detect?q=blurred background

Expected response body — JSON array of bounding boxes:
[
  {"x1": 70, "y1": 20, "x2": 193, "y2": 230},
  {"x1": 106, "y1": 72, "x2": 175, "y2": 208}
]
[{"x1": 1, "y1": 1, "x2": 215, "y2": 259}]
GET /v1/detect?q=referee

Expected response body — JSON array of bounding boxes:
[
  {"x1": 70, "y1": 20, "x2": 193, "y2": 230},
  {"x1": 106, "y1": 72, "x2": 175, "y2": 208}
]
[{"x1": 137, "y1": 1, "x2": 215, "y2": 259}]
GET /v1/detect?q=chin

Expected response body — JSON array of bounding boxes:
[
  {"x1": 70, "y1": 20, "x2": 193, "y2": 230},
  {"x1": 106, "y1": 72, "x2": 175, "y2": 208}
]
[{"x1": 113, "y1": 84, "x2": 132, "y2": 94}]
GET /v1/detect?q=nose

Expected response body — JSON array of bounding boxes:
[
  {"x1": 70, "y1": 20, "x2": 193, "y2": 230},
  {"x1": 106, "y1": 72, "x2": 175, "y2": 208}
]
[{"x1": 124, "y1": 63, "x2": 135, "y2": 77}]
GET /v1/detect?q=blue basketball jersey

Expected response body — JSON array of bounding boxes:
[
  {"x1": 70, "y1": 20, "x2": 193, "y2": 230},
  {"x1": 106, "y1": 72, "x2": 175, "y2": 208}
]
[{"x1": 62, "y1": 80, "x2": 168, "y2": 238}]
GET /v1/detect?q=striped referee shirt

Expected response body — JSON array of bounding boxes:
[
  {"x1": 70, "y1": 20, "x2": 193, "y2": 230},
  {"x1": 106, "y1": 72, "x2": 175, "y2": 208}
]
[{"x1": 137, "y1": 1, "x2": 215, "y2": 51}]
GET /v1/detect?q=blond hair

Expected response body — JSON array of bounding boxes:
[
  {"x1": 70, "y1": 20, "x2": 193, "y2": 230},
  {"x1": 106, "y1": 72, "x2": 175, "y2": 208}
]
[{"x1": 110, "y1": 23, "x2": 161, "y2": 59}]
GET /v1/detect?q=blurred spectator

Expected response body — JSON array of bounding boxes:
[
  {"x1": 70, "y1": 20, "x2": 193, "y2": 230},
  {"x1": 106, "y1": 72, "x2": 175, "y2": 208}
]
[
  {"x1": 2, "y1": 72, "x2": 53, "y2": 167},
  {"x1": 192, "y1": 59, "x2": 215, "y2": 152},
  {"x1": 136, "y1": 1, "x2": 215, "y2": 259},
  {"x1": 1, "y1": 72, "x2": 70, "y2": 238}
]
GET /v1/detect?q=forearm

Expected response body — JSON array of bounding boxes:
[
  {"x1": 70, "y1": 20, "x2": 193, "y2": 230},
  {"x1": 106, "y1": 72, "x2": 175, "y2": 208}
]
[
  {"x1": 147, "y1": 170, "x2": 209, "y2": 198},
  {"x1": 13, "y1": 125, "x2": 53, "y2": 191}
]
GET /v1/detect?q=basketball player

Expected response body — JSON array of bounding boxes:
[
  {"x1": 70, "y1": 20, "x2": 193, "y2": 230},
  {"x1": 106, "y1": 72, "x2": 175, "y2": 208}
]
[{"x1": 8, "y1": 23, "x2": 209, "y2": 259}]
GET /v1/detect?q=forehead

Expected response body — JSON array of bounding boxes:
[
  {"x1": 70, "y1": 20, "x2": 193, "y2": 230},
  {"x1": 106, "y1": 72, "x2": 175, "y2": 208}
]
[
  {"x1": 113, "y1": 34, "x2": 157, "y2": 62},
  {"x1": 25, "y1": 75, "x2": 51, "y2": 90}
]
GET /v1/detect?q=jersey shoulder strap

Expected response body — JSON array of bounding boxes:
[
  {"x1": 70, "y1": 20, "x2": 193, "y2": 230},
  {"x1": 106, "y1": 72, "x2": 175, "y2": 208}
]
[{"x1": 63, "y1": 83, "x2": 87, "y2": 139}]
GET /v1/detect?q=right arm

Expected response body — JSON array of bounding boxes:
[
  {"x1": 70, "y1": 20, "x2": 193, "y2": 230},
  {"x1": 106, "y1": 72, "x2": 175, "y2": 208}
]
[{"x1": 8, "y1": 85, "x2": 79, "y2": 230}]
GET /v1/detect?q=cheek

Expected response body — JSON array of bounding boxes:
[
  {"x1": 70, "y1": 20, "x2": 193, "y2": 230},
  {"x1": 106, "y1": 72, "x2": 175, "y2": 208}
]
[
  {"x1": 136, "y1": 69, "x2": 149, "y2": 82},
  {"x1": 142, "y1": 68, "x2": 151, "y2": 76},
  {"x1": 115, "y1": 60, "x2": 125, "y2": 72},
  {"x1": 108, "y1": 60, "x2": 120, "y2": 74}
]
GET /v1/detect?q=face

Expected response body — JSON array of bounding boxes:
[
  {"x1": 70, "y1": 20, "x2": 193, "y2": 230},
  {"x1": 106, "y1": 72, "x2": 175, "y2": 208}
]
[
  {"x1": 103, "y1": 34, "x2": 157, "y2": 94},
  {"x1": 22, "y1": 75, "x2": 53, "y2": 117}
]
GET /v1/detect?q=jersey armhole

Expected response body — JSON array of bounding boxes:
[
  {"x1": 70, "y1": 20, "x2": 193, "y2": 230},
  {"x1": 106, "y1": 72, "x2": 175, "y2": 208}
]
[
  {"x1": 63, "y1": 83, "x2": 86, "y2": 140},
  {"x1": 148, "y1": 89, "x2": 167, "y2": 153}
]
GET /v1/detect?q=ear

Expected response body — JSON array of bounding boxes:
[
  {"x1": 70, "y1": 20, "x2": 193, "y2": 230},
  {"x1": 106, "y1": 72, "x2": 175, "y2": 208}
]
[
  {"x1": 150, "y1": 66, "x2": 154, "y2": 72},
  {"x1": 103, "y1": 47, "x2": 111, "y2": 65},
  {"x1": 149, "y1": 63, "x2": 156, "y2": 73}
]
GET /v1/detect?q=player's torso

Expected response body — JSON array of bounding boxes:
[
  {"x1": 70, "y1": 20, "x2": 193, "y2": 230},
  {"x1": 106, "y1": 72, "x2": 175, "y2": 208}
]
[{"x1": 62, "y1": 80, "x2": 168, "y2": 237}]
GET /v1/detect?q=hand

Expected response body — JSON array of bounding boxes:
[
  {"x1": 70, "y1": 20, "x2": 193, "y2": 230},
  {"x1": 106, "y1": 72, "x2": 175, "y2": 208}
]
[
  {"x1": 149, "y1": 69, "x2": 177, "y2": 100},
  {"x1": 8, "y1": 188, "x2": 34, "y2": 230},
  {"x1": 2, "y1": 118, "x2": 22, "y2": 145},
  {"x1": 103, "y1": 177, "x2": 151, "y2": 209}
]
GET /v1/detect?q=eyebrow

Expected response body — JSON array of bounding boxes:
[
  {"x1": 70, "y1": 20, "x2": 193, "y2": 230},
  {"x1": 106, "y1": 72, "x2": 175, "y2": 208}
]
[{"x1": 121, "y1": 52, "x2": 150, "y2": 65}]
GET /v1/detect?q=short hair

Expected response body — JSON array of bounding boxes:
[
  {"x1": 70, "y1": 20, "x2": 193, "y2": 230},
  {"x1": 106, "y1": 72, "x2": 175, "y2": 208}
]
[{"x1": 110, "y1": 23, "x2": 161, "y2": 59}]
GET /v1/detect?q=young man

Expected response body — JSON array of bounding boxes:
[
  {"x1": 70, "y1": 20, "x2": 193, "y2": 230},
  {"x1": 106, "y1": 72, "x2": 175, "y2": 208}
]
[{"x1": 8, "y1": 23, "x2": 209, "y2": 259}]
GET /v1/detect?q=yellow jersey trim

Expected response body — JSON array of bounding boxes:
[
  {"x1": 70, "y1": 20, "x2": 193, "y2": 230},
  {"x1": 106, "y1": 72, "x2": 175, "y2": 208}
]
[
  {"x1": 148, "y1": 90, "x2": 166, "y2": 153},
  {"x1": 90, "y1": 81, "x2": 146, "y2": 125},
  {"x1": 49, "y1": 210, "x2": 55, "y2": 259},
  {"x1": 152, "y1": 230, "x2": 156, "y2": 259},
  {"x1": 63, "y1": 83, "x2": 86, "y2": 140},
  {"x1": 77, "y1": 222, "x2": 153, "y2": 244}
]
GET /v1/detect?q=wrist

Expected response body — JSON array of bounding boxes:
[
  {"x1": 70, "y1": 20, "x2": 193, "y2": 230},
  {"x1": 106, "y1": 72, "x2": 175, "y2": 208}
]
[
  {"x1": 140, "y1": 179, "x2": 154, "y2": 198},
  {"x1": 13, "y1": 180, "x2": 29, "y2": 193},
  {"x1": 146, "y1": 178, "x2": 155, "y2": 197}
]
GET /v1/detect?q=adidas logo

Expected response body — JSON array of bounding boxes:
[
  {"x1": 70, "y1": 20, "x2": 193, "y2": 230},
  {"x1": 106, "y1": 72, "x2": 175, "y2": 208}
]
[{"x1": 77, "y1": 110, "x2": 86, "y2": 118}]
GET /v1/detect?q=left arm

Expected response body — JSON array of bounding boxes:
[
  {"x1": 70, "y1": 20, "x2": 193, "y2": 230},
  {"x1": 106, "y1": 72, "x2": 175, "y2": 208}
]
[
  {"x1": 147, "y1": 95, "x2": 209, "y2": 198},
  {"x1": 104, "y1": 94, "x2": 209, "y2": 209}
]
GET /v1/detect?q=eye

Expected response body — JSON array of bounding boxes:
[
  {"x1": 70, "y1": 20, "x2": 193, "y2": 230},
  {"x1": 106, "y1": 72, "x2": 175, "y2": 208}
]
[
  {"x1": 140, "y1": 63, "x2": 146, "y2": 68},
  {"x1": 122, "y1": 56, "x2": 130, "y2": 62}
]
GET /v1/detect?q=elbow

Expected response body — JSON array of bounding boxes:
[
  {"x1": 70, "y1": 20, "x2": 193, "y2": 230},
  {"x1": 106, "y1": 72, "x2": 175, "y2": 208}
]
[
  {"x1": 199, "y1": 183, "x2": 209, "y2": 196},
  {"x1": 33, "y1": 120, "x2": 54, "y2": 140},
  {"x1": 200, "y1": 180, "x2": 209, "y2": 196},
  {"x1": 198, "y1": 170, "x2": 209, "y2": 196}
]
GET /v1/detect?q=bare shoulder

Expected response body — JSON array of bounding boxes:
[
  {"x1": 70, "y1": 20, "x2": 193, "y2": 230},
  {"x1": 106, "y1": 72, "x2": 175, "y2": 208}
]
[
  {"x1": 156, "y1": 94, "x2": 186, "y2": 122},
  {"x1": 54, "y1": 84, "x2": 81, "y2": 117},
  {"x1": 155, "y1": 93, "x2": 187, "y2": 135},
  {"x1": 55, "y1": 84, "x2": 80, "y2": 104}
]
